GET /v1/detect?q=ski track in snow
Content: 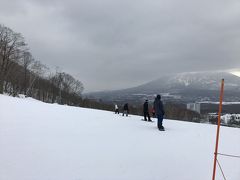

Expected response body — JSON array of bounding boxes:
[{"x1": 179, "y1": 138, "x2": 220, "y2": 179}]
[{"x1": 0, "y1": 95, "x2": 240, "y2": 180}]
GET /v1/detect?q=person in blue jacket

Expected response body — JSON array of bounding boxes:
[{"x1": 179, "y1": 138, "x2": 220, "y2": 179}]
[{"x1": 153, "y1": 94, "x2": 165, "y2": 131}]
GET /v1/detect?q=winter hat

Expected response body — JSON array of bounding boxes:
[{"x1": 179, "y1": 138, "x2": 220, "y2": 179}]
[{"x1": 157, "y1": 94, "x2": 161, "y2": 99}]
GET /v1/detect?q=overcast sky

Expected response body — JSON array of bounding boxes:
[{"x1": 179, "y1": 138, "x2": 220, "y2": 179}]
[{"x1": 0, "y1": 0, "x2": 240, "y2": 92}]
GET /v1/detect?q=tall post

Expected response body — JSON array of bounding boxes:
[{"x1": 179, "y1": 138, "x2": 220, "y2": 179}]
[{"x1": 212, "y1": 79, "x2": 224, "y2": 180}]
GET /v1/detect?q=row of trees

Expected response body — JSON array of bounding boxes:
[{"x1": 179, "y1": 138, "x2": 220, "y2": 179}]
[
  {"x1": 131, "y1": 103, "x2": 200, "y2": 122},
  {"x1": 0, "y1": 24, "x2": 84, "y2": 105}
]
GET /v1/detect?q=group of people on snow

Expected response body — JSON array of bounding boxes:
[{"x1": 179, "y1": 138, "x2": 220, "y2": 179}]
[
  {"x1": 115, "y1": 103, "x2": 129, "y2": 116},
  {"x1": 114, "y1": 94, "x2": 165, "y2": 131}
]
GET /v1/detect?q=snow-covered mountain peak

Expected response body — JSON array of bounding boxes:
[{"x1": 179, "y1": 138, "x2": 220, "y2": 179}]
[{"x1": 150, "y1": 71, "x2": 240, "y2": 90}]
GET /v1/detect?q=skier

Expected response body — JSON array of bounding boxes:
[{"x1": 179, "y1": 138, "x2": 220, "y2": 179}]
[
  {"x1": 153, "y1": 94, "x2": 165, "y2": 131},
  {"x1": 115, "y1": 104, "x2": 119, "y2": 114},
  {"x1": 143, "y1": 100, "x2": 152, "y2": 121},
  {"x1": 122, "y1": 103, "x2": 129, "y2": 116}
]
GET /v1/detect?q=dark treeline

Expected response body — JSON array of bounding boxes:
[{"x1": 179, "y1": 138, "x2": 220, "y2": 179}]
[
  {"x1": 123, "y1": 103, "x2": 200, "y2": 122},
  {"x1": 164, "y1": 103, "x2": 200, "y2": 122},
  {"x1": 101, "y1": 100, "x2": 200, "y2": 122}
]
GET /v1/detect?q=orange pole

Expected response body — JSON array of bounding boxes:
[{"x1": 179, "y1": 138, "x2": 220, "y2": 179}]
[{"x1": 212, "y1": 79, "x2": 224, "y2": 180}]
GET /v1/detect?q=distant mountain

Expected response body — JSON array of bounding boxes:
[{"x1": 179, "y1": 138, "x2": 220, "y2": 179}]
[
  {"x1": 86, "y1": 72, "x2": 240, "y2": 104},
  {"x1": 140, "y1": 71, "x2": 240, "y2": 91}
]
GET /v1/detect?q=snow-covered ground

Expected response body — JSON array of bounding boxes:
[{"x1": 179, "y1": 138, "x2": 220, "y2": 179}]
[{"x1": 0, "y1": 95, "x2": 240, "y2": 180}]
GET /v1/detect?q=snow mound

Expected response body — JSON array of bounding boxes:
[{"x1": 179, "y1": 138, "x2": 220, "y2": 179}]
[{"x1": 0, "y1": 95, "x2": 239, "y2": 180}]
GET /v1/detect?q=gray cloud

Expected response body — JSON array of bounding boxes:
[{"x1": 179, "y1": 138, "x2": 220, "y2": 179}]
[{"x1": 0, "y1": 0, "x2": 240, "y2": 92}]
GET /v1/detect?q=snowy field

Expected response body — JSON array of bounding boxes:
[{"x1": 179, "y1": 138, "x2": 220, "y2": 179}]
[{"x1": 0, "y1": 95, "x2": 240, "y2": 180}]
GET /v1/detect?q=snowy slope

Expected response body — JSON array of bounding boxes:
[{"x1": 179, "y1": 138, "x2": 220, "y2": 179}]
[{"x1": 0, "y1": 95, "x2": 240, "y2": 180}]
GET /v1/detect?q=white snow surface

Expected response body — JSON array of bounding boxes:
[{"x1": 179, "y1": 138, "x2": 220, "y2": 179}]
[{"x1": 0, "y1": 95, "x2": 240, "y2": 180}]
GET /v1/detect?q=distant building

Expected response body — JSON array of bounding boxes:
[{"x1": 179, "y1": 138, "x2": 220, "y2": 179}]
[
  {"x1": 187, "y1": 103, "x2": 201, "y2": 113},
  {"x1": 228, "y1": 114, "x2": 240, "y2": 126},
  {"x1": 221, "y1": 114, "x2": 232, "y2": 124},
  {"x1": 207, "y1": 113, "x2": 218, "y2": 124},
  {"x1": 187, "y1": 102, "x2": 240, "y2": 114},
  {"x1": 232, "y1": 114, "x2": 240, "y2": 122},
  {"x1": 208, "y1": 113, "x2": 240, "y2": 126}
]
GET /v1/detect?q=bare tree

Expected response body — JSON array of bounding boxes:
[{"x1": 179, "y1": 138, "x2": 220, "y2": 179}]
[
  {"x1": 20, "y1": 51, "x2": 34, "y2": 95},
  {"x1": 0, "y1": 24, "x2": 26, "y2": 93},
  {"x1": 72, "y1": 79, "x2": 84, "y2": 96},
  {"x1": 48, "y1": 71, "x2": 84, "y2": 104},
  {"x1": 27, "y1": 60, "x2": 47, "y2": 96}
]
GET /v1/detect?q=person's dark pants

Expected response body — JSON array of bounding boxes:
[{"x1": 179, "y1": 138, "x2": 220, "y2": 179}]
[
  {"x1": 144, "y1": 111, "x2": 151, "y2": 121},
  {"x1": 157, "y1": 114, "x2": 164, "y2": 129},
  {"x1": 123, "y1": 110, "x2": 128, "y2": 116},
  {"x1": 115, "y1": 109, "x2": 119, "y2": 114},
  {"x1": 152, "y1": 112, "x2": 155, "y2": 118}
]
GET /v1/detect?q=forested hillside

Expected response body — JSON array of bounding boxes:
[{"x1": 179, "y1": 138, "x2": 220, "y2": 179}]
[{"x1": 0, "y1": 24, "x2": 84, "y2": 104}]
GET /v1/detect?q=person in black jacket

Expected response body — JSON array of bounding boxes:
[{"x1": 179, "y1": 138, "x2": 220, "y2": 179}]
[
  {"x1": 122, "y1": 103, "x2": 129, "y2": 116},
  {"x1": 153, "y1": 94, "x2": 165, "y2": 131},
  {"x1": 143, "y1": 100, "x2": 152, "y2": 121}
]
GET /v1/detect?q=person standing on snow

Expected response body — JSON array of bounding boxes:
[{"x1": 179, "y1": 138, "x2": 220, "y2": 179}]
[
  {"x1": 122, "y1": 103, "x2": 129, "y2": 116},
  {"x1": 143, "y1": 100, "x2": 152, "y2": 121},
  {"x1": 115, "y1": 104, "x2": 119, "y2": 114},
  {"x1": 154, "y1": 94, "x2": 165, "y2": 131}
]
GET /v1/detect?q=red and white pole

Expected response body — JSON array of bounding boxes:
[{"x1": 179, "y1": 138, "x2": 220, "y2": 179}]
[{"x1": 212, "y1": 79, "x2": 224, "y2": 180}]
